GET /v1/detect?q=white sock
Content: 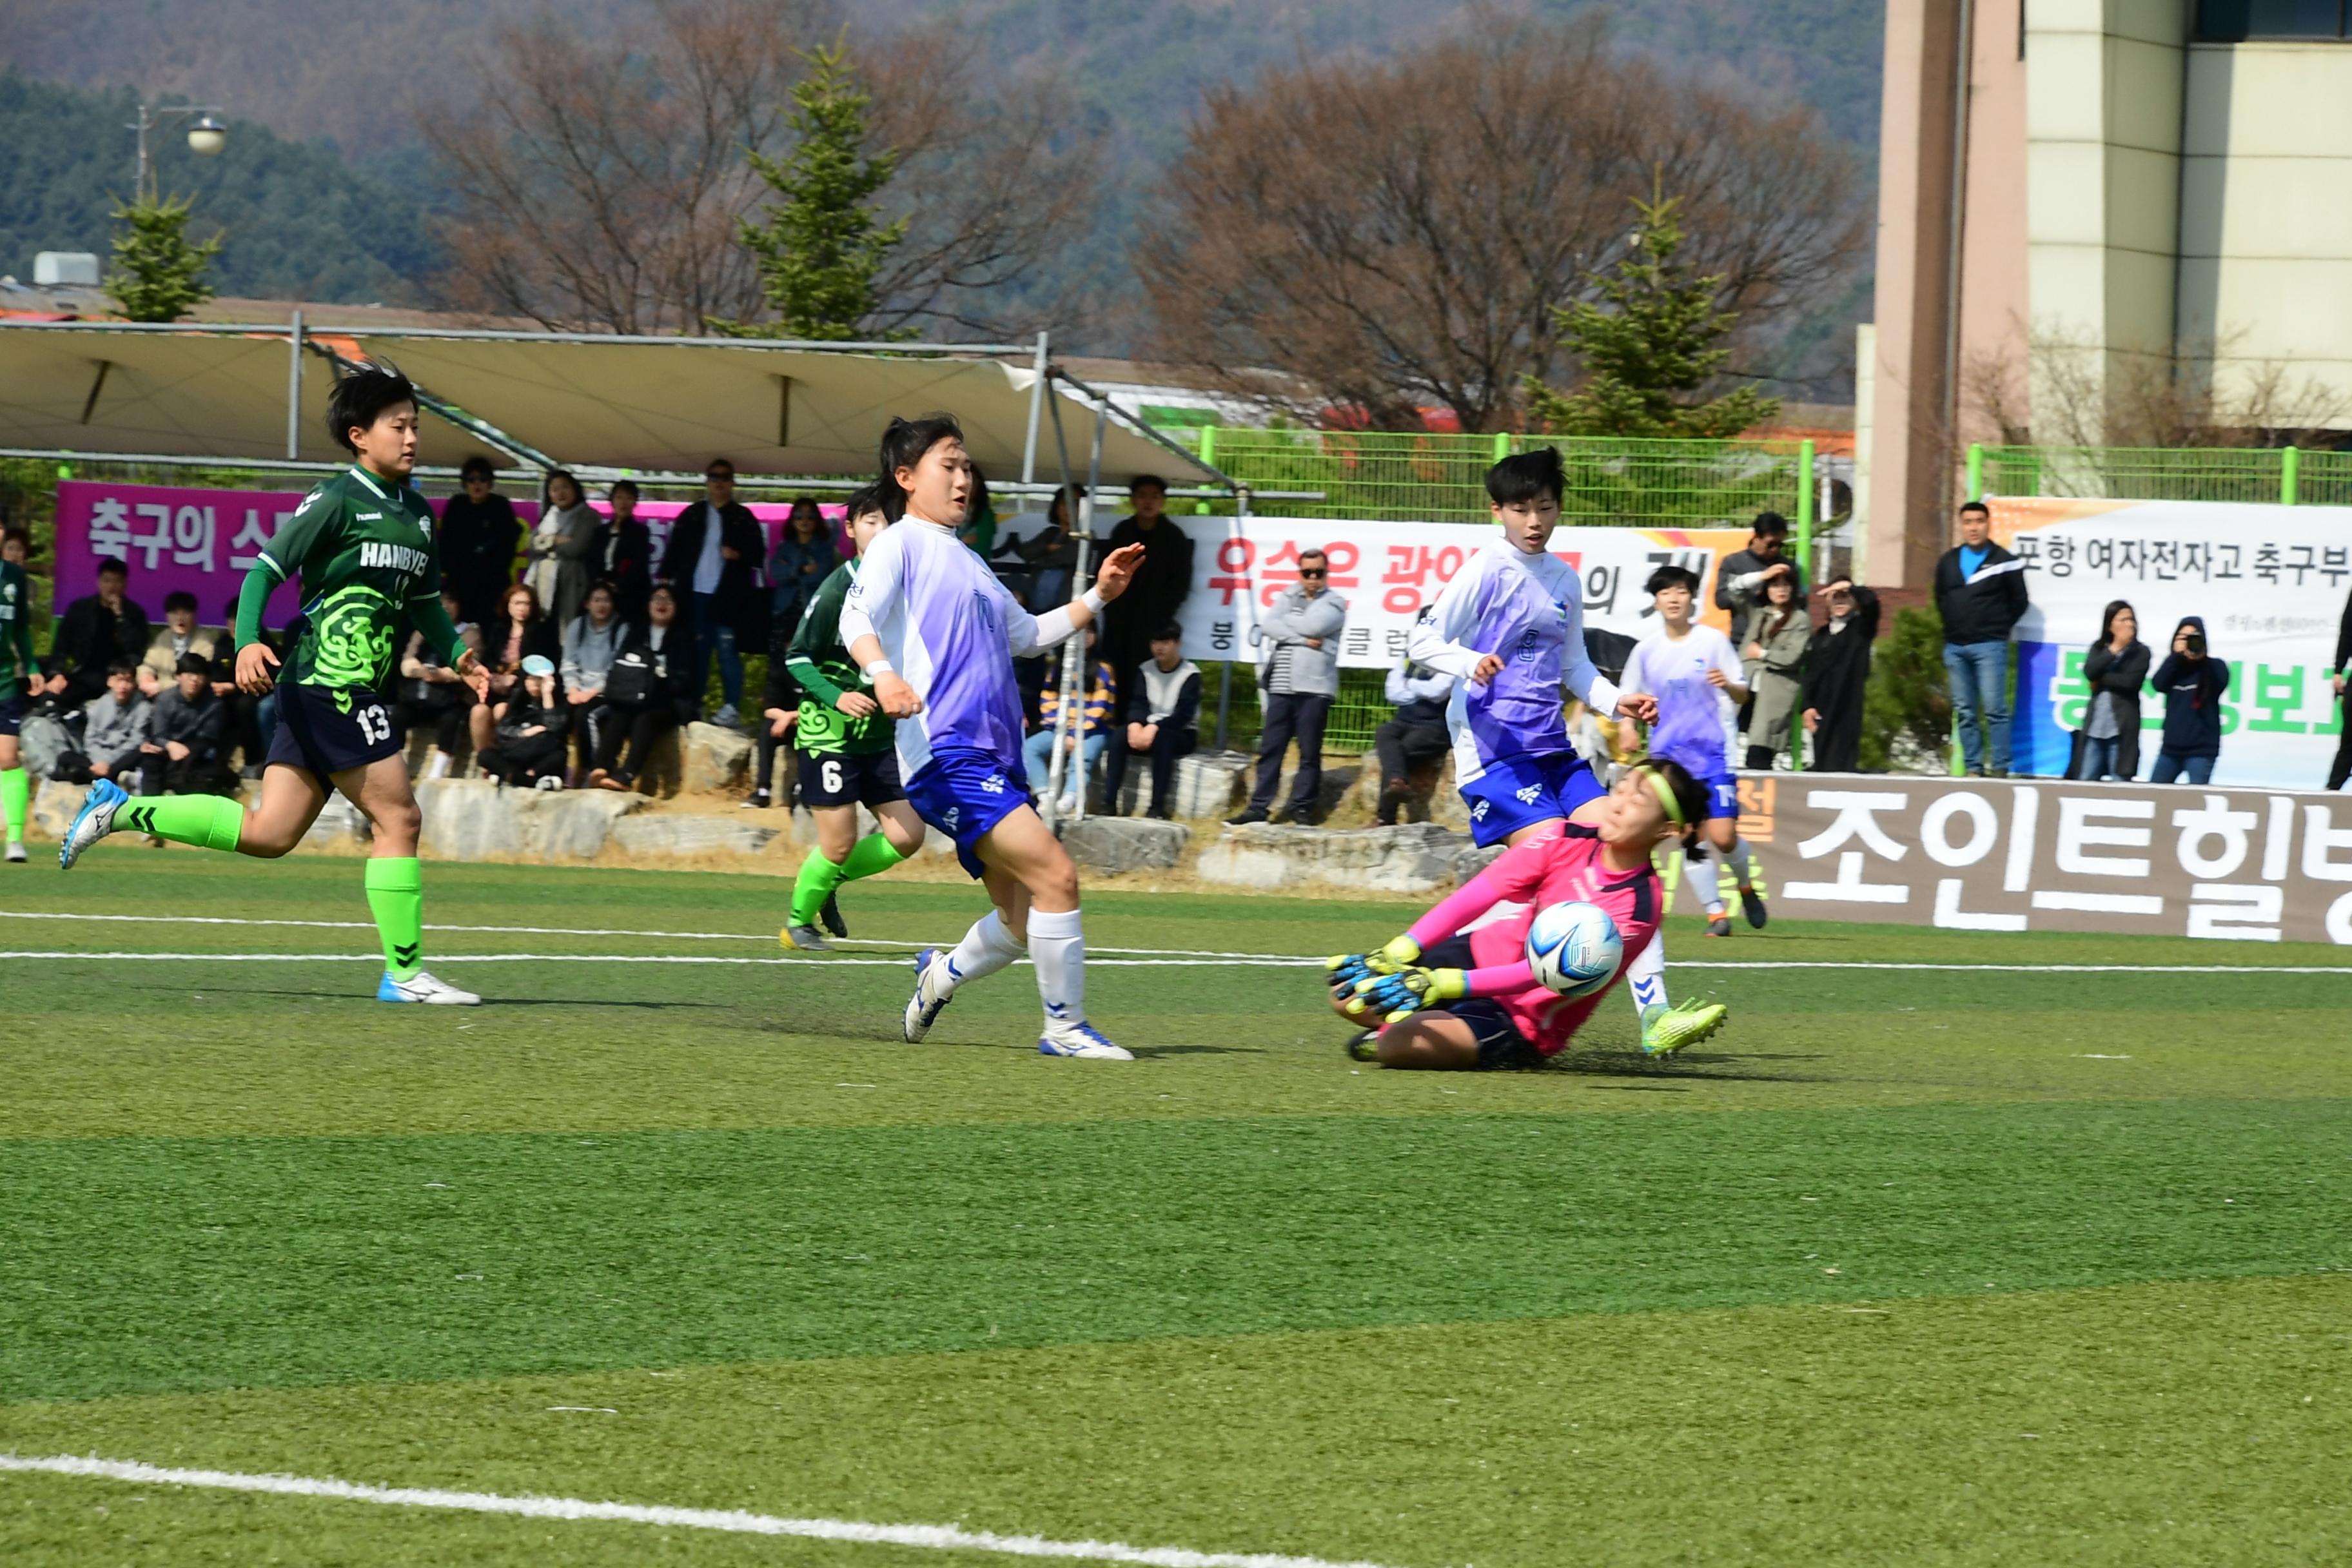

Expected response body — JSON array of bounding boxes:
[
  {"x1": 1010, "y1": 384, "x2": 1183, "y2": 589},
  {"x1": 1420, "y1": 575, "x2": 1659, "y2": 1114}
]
[
  {"x1": 1687, "y1": 846, "x2": 1726, "y2": 916},
  {"x1": 1626, "y1": 935, "x2": 1668, "y2": 1017},
  {"x1": 1723, "y1": 836, "x2": 1756, "y2": 889},
  {"x1": 1028, "y1": 906, "x2": 1086, "y2": 1026},
  {"x1": 941, "y1": 908, "x2": 1024, "y2": 995},
  {"x1": 426, "y1": 750, "x2": 452, "y2": 780}
]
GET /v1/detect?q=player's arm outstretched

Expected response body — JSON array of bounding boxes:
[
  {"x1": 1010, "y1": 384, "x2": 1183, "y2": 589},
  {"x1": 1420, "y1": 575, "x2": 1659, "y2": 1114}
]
[
  {"x1": 1003, "y1": 542, "x2": 1146, "y2": 657},
  {"x1": 1328, "y1": 842, "x2": 1551, "y2": 1021}
]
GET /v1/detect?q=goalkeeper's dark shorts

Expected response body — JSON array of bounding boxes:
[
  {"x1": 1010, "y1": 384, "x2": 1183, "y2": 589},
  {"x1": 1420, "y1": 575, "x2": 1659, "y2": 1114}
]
[{"x1": 1421, "y1": 936, "x2": 1545, "y2": 1070}]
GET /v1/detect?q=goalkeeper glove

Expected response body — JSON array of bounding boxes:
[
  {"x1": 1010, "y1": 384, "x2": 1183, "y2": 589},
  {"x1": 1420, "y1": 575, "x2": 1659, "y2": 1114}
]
[
  {"x1": 1349, "y1": 965, "x2": 1467, "y2": 1022},
  {"x1": 1325, "y1": 934, "x2": 1422, "y2": 993}
]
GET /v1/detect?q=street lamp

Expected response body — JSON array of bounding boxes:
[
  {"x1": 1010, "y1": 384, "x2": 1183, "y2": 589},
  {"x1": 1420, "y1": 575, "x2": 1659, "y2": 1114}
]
[{"x1": 130, "y1": 101, "x2": 230, "y2": 202}]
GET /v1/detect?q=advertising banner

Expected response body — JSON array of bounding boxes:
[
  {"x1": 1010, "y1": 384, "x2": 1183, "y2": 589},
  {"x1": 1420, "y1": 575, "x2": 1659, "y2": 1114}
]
[
  {"x1": 1733, "y1": 773, "x2": 2352, "y2": 944},
  {"x1": 54, "y1": 481, "x2": 841, "y2": 625},
  {"x1": 1990, "y1": 497, "x2": 2349, "y2": 787}
]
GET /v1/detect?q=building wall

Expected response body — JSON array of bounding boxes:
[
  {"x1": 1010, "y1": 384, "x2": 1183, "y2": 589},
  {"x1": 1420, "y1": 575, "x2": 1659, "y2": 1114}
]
[
  {"x1": 1955, "y1": 0, "x2": 2031, "y2": 446},
  {"x1": 2179, "y1": 42, "x2": 2352, "y2": 427}
]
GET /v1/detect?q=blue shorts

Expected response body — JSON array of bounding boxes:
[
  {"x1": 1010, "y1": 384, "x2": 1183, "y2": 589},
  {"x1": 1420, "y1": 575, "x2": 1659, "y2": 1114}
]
[
  {"x1": 906, "y1": 747, "x2": 1033, "y2": 878},
  {"x1": 1456, "y1": 750, "x2": 1605, "y2": 848},
  {"x1": 1701, "y1": 766, "x2": 1738, "y2": 820}
]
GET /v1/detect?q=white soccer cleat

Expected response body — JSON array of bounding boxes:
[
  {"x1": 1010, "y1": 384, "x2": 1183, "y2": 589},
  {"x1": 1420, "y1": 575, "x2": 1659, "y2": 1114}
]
[
  {"x1": 377, "y1": 970, "x2": 482, "y2": 1006},
  {"x1": 902, "y1": 946, "x2": 956, "y2": 1042},
  {"x1": 1038, "y1": 1019, "x2": 1133, "y2": 1060},
  {"x1": 58, "y1": 777, "x2": 128, "y2": 870},
  {"x1": 5, "y1": 840, "x2": 26, "y2": 863}
]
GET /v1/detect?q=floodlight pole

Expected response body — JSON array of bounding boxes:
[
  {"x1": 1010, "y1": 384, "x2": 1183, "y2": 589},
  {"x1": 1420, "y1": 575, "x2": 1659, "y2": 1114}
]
[{"x1": 130, "y1": 101, "x2": 229, "y2": 203}]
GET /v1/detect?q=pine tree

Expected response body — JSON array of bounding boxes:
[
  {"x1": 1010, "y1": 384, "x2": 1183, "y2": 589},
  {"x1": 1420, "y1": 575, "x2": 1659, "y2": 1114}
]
[
  {"x1": 1525, "y1": 190, "x2": 1778, "y2": 439},
  {"x1": 105, "y1": 194, "x2": 222, "y2": 323},
  {"x1": 710, "y1": 42, "x2": 908, "y2": 341}
]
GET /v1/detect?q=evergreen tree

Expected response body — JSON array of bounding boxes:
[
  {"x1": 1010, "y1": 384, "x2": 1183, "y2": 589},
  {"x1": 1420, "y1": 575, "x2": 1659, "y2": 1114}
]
[
  {"x1": 1525, "y1": 190, "x2": 1778, "y2": 439},
  {"x1": 105, "y1": 194, "x2": 222, "y2": 323},
  {"x1": 710, "y1": 42, "x2": 908, "y2": 341}
]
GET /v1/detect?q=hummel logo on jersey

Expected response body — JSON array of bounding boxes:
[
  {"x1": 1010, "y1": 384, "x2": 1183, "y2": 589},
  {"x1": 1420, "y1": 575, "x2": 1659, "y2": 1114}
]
[
  {"x1": 943, "y1": 807, "x2": 961, "y2": 828},
  {"x1": 359, "y1": 542, "x2": 431, "y2": 574},
  {"x1": 980, "y1": 774, "x2": 1007, "y2": 795},
  {"x1": 1470, "y1": 800, "x2": 1491, "y2": 820},
  {"x1": 356, "y1": 511, "x2": 383, "y2": 522},
  {"x1": 1514, "y1": 783, "x2": 1544, "y2": 804}
]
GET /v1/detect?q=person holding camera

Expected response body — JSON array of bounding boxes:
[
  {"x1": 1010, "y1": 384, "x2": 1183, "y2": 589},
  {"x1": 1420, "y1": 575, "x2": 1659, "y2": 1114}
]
[
  {"x1": 2328, "y1": 585, "x2": 2352, "y2": 791},
  {"x1": 2148, "y1": 615, "x2": 2230, "y2": 786}
]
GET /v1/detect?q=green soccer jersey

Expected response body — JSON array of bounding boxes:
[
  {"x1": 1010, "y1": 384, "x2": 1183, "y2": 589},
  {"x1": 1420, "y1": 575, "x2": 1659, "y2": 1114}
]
[
  {"x1": 784, "y1": 556, "x2": 894, "y2": 756},
  {"x1": 259, "y1": 466, "x2": 444, "y2": 692},
  {"x1": 0, "y1": 560, "x2": 32, "y2": 688}
]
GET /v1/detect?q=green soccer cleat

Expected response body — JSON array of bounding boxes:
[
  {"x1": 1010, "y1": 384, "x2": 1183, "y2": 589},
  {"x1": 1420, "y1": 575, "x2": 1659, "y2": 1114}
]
[{"x1": 1639, "y1": 998, "x2": 1729, "y2": 1057}]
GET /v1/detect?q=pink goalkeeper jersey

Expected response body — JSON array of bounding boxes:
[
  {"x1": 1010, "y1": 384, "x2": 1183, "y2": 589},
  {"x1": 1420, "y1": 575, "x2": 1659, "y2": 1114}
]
[{"x1": 1407, "y1": 825, "x2": 1662, "y2": 1054}]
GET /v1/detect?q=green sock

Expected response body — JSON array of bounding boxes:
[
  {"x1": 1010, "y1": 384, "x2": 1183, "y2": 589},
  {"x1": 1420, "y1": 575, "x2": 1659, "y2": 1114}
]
[
  {"x1": 117, "y1": 792, "x2": 246, "y2": 852},
  {"x1": 790, "y1": 850, "x2": 845, "y2": 928},
  {"x1": 840, "y1": 830, "x2": 908, "y2": 882},
  {"x1": 364, "y1": 856, "x2": 426, "y2": 980},
  {"x1": 1, "y1": 767, "x2": 26, "y2": 841}
]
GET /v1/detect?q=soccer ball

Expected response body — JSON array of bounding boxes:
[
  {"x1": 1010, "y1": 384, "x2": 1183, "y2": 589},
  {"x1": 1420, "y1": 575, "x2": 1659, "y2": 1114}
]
[{"x1": 1524, "y1": 900, "x2": 1623, "y2": 999}]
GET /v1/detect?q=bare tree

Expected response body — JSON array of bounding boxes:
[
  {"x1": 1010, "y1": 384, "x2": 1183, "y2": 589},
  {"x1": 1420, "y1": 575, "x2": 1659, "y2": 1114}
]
[
  {"x1": 1135, "y1": 10, "x2": 1863, "y2": 432},
  {"x1": 2021, "y1": 326, "x2": 2351, "y2": 449},
  {"x1": 424, "y1": 0, "x2": 1100, "y2": 338}
]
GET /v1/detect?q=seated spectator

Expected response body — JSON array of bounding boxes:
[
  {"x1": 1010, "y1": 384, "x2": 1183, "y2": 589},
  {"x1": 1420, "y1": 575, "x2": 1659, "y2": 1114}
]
[
  {"x1": 478, "y1": 655, "x2": 570, "y2": 789},
  {"x1": 138, "y1": 591, "x2": 225, "y2": 697},
  {"x1": 41, "y1": 556, "x2": 149, "y2": 712},
  {"x1": 54, "y1": 662, "x2": 151, "y2": 785},
  {"x1": 2071, "y1": 600, "x2": 2148, "y2": 782},
  {"x1": 213, "y1": 593, "x2": 274, "y2": 778},
  {"x1": 1101, "y1": 623, "x2": 1200, "y2": 819},
  {"x1": 1800, "y1": 577, "x2": 1879, "y2": 773},
  {"x1": 561, "y1": 582, "x2": 630, "y2": 781},
  {"x1": 591, "y1": 584, "x2": 693, "y2": 791},
  {"x1": 1372, "y1": 635, "x2": 1454, "y2": 827},
  {"x1": 1739, "y1": 574, "x2": 1810, "y2": 770},
  {"x1": 393, "y1": 591, "x2": 478, "y2": 780},
  {"x1": 139, "y1": 652, "x2": 235, "y2": 801},
  {"x1": 2149, "y1": 616, "x2": 2229, "y2": 786},
  {"x1": 1022, "y1": 624, "x2": 1114, "y2": 813},
  {"x1": 469, "y1": 583, "x2": 560, "y2": 761}
]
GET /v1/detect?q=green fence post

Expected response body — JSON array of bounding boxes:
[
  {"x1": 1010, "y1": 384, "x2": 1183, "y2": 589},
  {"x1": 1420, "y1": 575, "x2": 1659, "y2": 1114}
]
[
  {"x1": 1492, "y1": 430, "x2": 1511, "y2": 464},
  {"x1": 1795, "y1": 438, "x2": 1816, "y2": 586},
  {"x1": 1196, "y1": 426, "x2": 1218, "y2": 515},
  {"x1": 1966, "y1": 442, "x2": 1984, "y2": 502},
  {"x1": 2282, "y1": 444, "x2": 2300, "y2": 506}
]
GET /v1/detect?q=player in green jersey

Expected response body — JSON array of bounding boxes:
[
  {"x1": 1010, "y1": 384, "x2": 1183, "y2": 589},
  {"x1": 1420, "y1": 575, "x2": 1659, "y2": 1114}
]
[
  {"x1": 0, "y1": 527, "x2": 36, "y2": 861},
  {"x1": 59, "y1": 363, "x2": 491, "y2": 1004},
  {"x1": 778, "y1": 485, "x2": 926, "y2": 951}
]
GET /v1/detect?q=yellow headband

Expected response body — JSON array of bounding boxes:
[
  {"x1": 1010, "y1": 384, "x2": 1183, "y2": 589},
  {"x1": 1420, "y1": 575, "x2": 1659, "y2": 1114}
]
[{"x1": 1638, "y1": 765, "x2": 1687, "y2": 828}]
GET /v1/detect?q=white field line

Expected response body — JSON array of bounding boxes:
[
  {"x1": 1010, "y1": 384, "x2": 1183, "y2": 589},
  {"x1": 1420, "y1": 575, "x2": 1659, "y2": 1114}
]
[
  {"x1": 0, "y1": 1453, "x2": 1399, "y2": 1568},
  {"x1": 2, "y1": 948, "x2": 2347, "y2": 976}
]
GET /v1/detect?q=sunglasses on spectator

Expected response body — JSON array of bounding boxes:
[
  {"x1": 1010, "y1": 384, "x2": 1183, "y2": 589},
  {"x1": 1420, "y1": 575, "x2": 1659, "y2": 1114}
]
[{"x1": 1298, "y1": 567, "x2": 1328, "y2": 578}]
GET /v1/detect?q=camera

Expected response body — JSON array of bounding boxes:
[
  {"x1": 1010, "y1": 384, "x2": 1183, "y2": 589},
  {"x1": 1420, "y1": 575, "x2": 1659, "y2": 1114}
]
[{"x1": 2182, "y1": 629, "x2": 2205, "y2": 656}]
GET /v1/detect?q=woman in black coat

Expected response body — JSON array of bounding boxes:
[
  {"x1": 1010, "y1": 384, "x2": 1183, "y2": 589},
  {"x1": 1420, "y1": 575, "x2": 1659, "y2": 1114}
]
[
  {"x1": 1801, "y1": 578, "x2": 1879, "y2": 772},
  {"x1": 2070, "y1": 600, "x2": 2148, "y2": 781}
]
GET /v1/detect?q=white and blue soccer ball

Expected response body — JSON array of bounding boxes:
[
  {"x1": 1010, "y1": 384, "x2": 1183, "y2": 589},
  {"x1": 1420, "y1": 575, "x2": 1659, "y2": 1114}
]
[{"x1": 1524, "y1": 900, "x2": 1623, "y2": 999}]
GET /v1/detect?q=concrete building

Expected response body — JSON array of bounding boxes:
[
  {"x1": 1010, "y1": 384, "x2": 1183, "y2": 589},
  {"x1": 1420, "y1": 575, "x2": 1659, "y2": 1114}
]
[{"x1": 1862, "y1": 0, "x2": 2352, "y2": 586}]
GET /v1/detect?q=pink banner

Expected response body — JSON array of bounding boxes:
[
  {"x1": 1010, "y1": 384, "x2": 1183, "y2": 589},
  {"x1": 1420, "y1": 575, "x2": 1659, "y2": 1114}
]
[{"x1": 54, "y1": 480, "x2": 847, "y2": 625}]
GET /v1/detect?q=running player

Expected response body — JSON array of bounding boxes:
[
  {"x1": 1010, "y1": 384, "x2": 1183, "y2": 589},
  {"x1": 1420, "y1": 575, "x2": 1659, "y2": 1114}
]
[
  {"x1": 1618, "y1": 565, "x2": 1766, "y2": 937},
  {"x1": 778, "y1": 484, "x2": 925, "y2": 951},
  {"x1": 1327, "y1": 761, "x2": 1709, "y2": 1068},
  {"x1": 1407, "y1": 446, "x2": 1721, "y2": 1054},
  {"x1": 59, "y1": 362, "x2": 488, "y2": 1004},
  {"x1": 837, "y1": 414, "x2": 1147, "y2": 1059},
  {"x1": 0, "y1": 527, "x2": 34, "y2": 862}
]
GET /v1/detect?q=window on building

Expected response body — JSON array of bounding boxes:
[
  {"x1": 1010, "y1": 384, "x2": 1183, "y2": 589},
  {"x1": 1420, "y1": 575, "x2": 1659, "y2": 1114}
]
[{"x1": 2196, "y1": 0, "x2": 2351, "y2": 38}]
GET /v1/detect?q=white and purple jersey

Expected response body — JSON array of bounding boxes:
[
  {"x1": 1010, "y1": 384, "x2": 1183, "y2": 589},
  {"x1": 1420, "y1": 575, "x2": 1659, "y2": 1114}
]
[
  {"x1": 1409, "y1": 540, "x2": 1622, "y2": 787},
  {"x1": 1620, "y1": 624, "x2": 1742, "y2": 778},
  {"x1": 837, "y1": 514, "x2": 1082, "y2": 783}
]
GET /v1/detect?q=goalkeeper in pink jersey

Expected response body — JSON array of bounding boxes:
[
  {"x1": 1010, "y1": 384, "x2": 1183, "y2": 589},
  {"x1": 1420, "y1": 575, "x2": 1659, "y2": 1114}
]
[{"x1": 1326, "y1": 761, "x2": 1714, "y2": 1069}]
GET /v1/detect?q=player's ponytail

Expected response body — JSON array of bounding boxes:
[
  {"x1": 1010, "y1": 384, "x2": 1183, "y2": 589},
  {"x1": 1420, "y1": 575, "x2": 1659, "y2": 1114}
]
[
  {"x1": 875, "y1": 413, "x2": 965, "y2": 524},
  {"x1": 1634, "y1": 758, "x2": 1710, "y2": 856}
]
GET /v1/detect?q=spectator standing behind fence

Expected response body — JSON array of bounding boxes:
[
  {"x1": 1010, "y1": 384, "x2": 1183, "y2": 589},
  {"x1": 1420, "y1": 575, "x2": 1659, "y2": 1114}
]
[
  {"x1": 1934, "y1": 499, "x2": 2029, "y2": 778},
  {"x1": 1101, "y1": 623, "x2": 1200, "y2": 819},
  {"x1": 469, "y1": 583, "x2": 560, "y2": 766},
  {"x1": 1229, "y1": 547, "x2": 1348, "y2": 827},
  {"x1": 43, "y1": 556, "x2": 150, "y2": 712},
  {"x1": 561, "y1": 582, "x2": 629, "y2": 782},
  {"x1": 140, "y1": 652, "x2": 235, "y2": 802},
  {"x1": 438, "y1": 456, "x2": 522, "y2": 631},
  {"x1": 2328, "y1": 583, "x2": 2352, "y2": 791},
  {"x1": 600, "y1": 480, "x2": 656, "y2": 629},
  {"x1": 1801, "y1": 576, "x2": 1879, "y2": 772},
  {"x1": 1740, "y1": 573, "x2": 1810, "y2": 770},
  {"x1": 591, "y1": 584, "x2": 693, "y2": 791},
  {"x1": 525, "y1": 469, "x2": 602, "y2": 632},
  {"x1": 1372, "y1": 632, "x2": 1454, "y2": 827},
  {"x1": 1096, "y1": 475, "x2": 1195, "y2": 716},
  {"x1": 663, "y1": 458, "x2": 763, "y2": 727},
  {"x1": 1716, "y1": 511, "x2": 1808, "y2": 648},
  {"x1": 2071, "y1": 601, "x2": 2148, "y2": 782},
  {"x1": 137, "y1": 591, "x2": 223, "y2": 698},
  {"x1": 2148, "y1": 615, "x2": 2230, "y2": 785}
]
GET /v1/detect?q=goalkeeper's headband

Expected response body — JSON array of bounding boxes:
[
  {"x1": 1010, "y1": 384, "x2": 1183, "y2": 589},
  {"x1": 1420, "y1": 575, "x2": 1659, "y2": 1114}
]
[{"x1": 1636, "y1": 764, "x2": 1687, "y2": 828}]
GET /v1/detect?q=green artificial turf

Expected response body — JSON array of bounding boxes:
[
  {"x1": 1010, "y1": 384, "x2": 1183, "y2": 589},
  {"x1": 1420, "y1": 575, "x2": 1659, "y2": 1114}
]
[{"x1": 2, "y1": 852, "x2": 2349, "y2": 1565}]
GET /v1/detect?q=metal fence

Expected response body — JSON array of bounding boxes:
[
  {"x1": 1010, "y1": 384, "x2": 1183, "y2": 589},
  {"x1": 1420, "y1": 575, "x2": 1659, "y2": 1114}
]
[{"x1": 1972, "y1": 443, "x2": 2352, "y2": 508}]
